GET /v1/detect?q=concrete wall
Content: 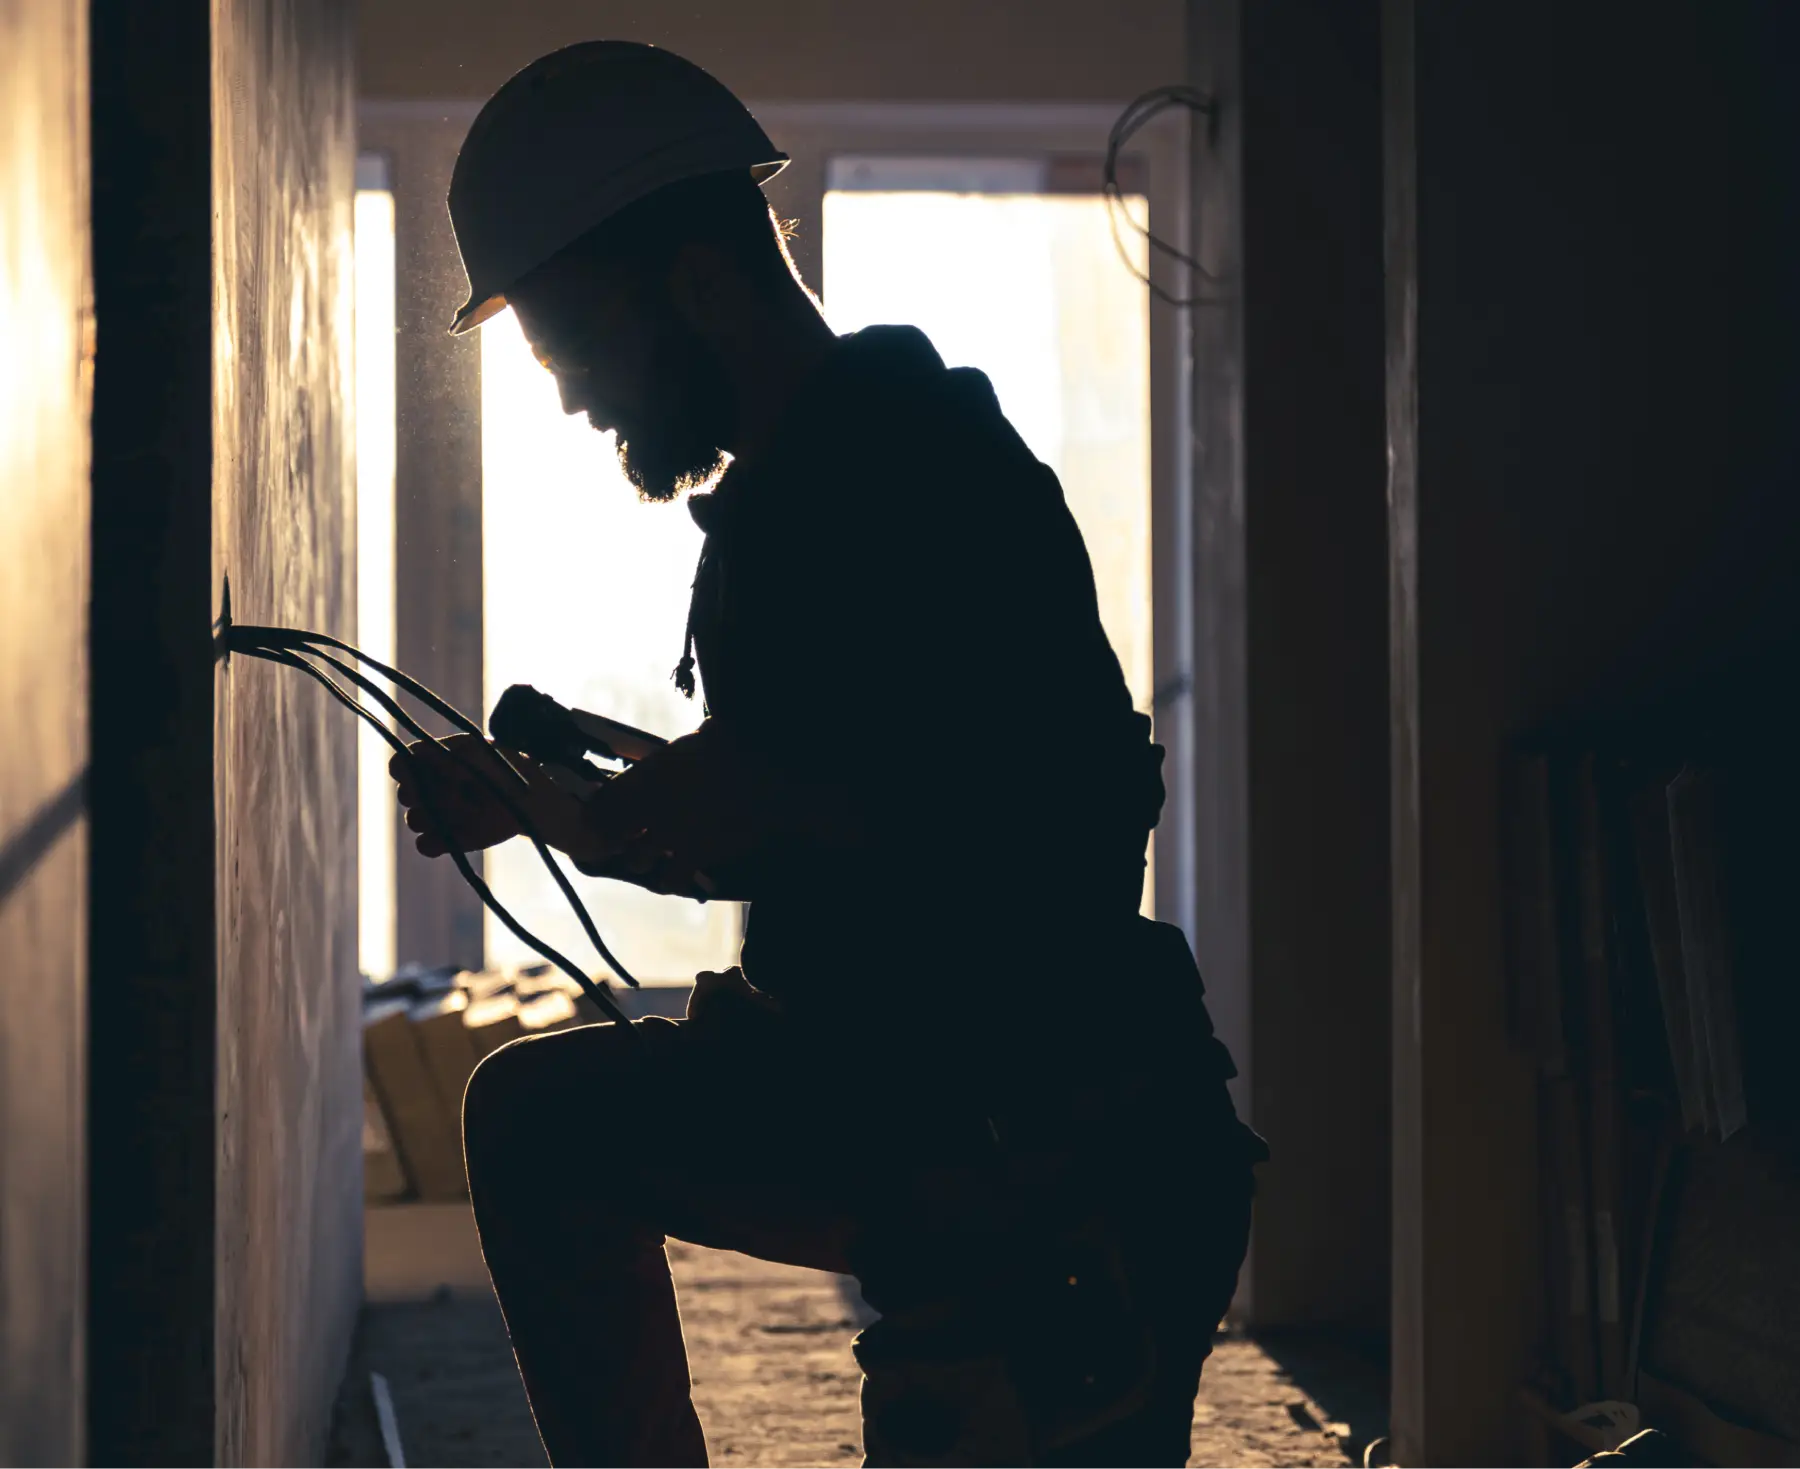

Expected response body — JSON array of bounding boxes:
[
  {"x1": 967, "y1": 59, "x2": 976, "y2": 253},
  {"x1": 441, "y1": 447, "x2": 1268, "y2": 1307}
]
[
  {"x1": 358, "y1": 0, "x2": 1184, "y2": 103},
  {"x1": 87, "y1": 0, "x2": 360, "y2": 1461},
  {"x1": 212, "y1": 0, "x2": 362, "y2": 1460},
  {"x1": 1384, "y1": 2, "x2": 1794, "y2": 1460},
  {"x1": 89, "y1": 4, "x2": 220, "y2": 1455},
  {"x1": 1186, "y1": 0, "x2": 1391, "y2": 1330},
  {"x1": 0, "y1": 0, "x2": 89, "y2": 1460}
]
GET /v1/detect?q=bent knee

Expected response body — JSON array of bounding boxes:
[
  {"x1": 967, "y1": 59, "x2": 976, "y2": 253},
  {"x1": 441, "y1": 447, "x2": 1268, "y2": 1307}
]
[
  {"x1": 462, "y1": 1035, "x2": 529, "y2": 1143},
  {"x1": 463, "y1": 1020, "x2": 653, "y2": 1151}
]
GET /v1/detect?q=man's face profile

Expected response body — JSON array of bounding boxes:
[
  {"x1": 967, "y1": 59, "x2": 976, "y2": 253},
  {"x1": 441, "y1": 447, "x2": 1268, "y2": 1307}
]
[{"x1": 512, "y1": 263, "x2": 734, "y2": 504}]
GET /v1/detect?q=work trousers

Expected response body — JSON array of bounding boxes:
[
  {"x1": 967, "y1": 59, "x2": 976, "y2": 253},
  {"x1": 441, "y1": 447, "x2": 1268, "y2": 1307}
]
[{"x1": 462, "y1": 978, "x2": 1255, "y2": 1467}]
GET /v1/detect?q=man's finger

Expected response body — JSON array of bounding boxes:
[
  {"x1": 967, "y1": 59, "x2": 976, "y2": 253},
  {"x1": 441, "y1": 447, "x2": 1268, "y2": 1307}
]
[
  {"x1": 390, "y1": 746, "x2": 442, "y2": 780},
  {"x1": 624, "y1": 841, "x2": 668, "y2": 876},
  {"x1": 404, "y1": 804, "x2": 463, "y2": 838},
  {"x1": 642, "y1": 858, "x2": 706, "y2": 898}
]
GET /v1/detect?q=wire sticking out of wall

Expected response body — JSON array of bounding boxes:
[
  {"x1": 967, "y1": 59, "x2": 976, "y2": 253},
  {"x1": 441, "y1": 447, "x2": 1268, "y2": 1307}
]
[
  {"x1": 222, "y1": 612, "x2": 640, "y2": 1028},
  {"x1": 1105, "y1": 85, "x2": 1221, "y2": 309}
]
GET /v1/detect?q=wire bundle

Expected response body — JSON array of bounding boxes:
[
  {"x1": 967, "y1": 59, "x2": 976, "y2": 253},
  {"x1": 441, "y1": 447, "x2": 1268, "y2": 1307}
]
[
  {"x1": 1104, "y1": 85, "x2": 1222, "y2": 309},
  {"x1": 224, "y1": 619, "x2": 639, "y2": 1027}
]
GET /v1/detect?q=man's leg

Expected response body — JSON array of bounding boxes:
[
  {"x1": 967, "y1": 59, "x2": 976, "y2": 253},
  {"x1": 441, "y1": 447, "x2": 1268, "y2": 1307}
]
[
  {"x1": 463, "y1": 1021, "x2": 710, "y2": 1467},
  {"x1": 462, "y1": 1008, "x2": 857, "y2": 1467},
  {"x1": 849, "y1": 1075, "x2": 1259, "y2": 1468},
  {"x1": 1039, "y1": 1170, "x2": 1254, "y2": 1468}
]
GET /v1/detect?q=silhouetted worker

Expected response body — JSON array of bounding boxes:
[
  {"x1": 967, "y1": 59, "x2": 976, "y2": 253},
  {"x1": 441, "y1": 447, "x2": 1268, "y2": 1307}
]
[{"x1": 392, "y1": 40, "x2": 1265, "y2": 1468}]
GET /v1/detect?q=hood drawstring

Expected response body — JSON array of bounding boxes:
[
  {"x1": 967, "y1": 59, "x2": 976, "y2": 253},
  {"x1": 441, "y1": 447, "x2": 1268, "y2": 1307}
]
[
  {"x1": 673, "y1": 613, "x2": 698, "y2": 699},
  {"x1": 673, "y1": 491, "x2": 720, "y2": 700},
  {"x1": 672, "y1": 539, "x2": 705, "y2": 699}
]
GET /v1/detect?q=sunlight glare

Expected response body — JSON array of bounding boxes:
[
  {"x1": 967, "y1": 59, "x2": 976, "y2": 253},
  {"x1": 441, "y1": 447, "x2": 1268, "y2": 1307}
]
[
  {"x1": 480, "y1": 311, "x2": 738, "y2": 979},
  {"x1": 355, "y1": 185, "x2": 397, "y2": 980}
]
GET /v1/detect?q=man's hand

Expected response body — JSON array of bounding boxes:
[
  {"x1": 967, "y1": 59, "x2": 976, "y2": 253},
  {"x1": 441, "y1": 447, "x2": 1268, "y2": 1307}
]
[
  {"x1": 564, "y1": 718, "x2": 866, "y2": 898},
  {"x1": 567, "y1": 722, "x2": 757, "y2": 895},
  {"x1": 389, "y1": 733, "x2": 586, "y2": 858}
]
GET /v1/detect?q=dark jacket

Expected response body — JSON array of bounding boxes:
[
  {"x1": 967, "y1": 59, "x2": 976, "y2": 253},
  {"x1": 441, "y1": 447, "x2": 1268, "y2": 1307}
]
[{"x1": 682, "y1": 326, "x2": 1177, "y2": 1066}]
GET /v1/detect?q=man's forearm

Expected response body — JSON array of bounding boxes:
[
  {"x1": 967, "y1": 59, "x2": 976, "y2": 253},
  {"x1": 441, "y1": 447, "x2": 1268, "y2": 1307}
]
[{"x1": 559, "y1": 720, "x2": 870, "y2": 887}]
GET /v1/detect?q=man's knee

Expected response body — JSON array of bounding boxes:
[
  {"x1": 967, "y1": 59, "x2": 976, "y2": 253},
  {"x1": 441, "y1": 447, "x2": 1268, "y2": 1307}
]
[
  {"x1": 462, "y1": 1021, "x2": 657, "y2": 1175},
  {"x1": 462, "y1": 1034, "x2": 530, "y2": 1152}
]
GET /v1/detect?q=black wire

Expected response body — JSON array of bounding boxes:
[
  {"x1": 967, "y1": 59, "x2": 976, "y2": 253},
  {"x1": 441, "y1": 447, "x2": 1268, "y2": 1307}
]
[
  {"x1": 245, "y1": 643, "x2": 638, "y2": 1029},
  {"x1": 226, "y1": 617, "x2": 651, "y2": 1012},
  {"x1": 264, "y1": 631, "x2": 642, "y2": 989},
  {"x1": 230, "y1": 622, "x2": 643, "y2": 987},
  {"x1": 1106, "y1": 87, "x2": 1217, "y2": 274},
  {"x1": 233, "y1": 624, "x2": 495, "y2": 748},
  {"x1": 269, "y1": 637, "x2": 640, "y2": 990},
  {"x1": 1104, "y1": 84, "x2": 1222, "y2": 309}
]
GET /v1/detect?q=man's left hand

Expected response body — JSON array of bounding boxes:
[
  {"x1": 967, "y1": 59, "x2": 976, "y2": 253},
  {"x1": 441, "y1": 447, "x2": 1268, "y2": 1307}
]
[{"x1": 568, "y1": 719, "x2": 765, "y2": 896}]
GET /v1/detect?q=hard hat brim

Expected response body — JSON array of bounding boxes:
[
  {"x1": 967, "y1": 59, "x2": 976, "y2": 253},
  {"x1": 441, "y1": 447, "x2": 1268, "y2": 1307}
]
[
  {"x1": 449, "y1": 293, "x2": 511, "y2": 336},
  {"x1": 446, "y1": 156, "x2": 790, "y2": 336}
]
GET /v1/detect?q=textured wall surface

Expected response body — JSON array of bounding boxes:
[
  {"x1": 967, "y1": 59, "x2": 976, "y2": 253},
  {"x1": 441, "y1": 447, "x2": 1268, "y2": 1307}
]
[
  {"x1": 88, "y1": 3, "x2": 219, "y2": 1457},
  {"x1": 212, "y1": 0, "x2": 362, "y2": 1461},
  {"x1": 89, "y1": 0, "x2": 359, "y2": 1460},
  {"x1": 0, "y1": 0, "x2": 89, "y2": 1460},
  {"x1": 359, "y1": 0, "x2": 1184, "y2": 103}
]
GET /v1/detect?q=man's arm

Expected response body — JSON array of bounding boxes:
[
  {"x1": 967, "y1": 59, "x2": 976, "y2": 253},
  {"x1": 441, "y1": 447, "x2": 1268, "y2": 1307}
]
[
  {"x1": 390, "y1": 720, "x2": 864, "y2": 898},
  {"x1": 566, "y1": 717, "x2": 865, "y2": 896},
  {"x1": 390, "y1": 734, "x2": 583, "y2": 857}
]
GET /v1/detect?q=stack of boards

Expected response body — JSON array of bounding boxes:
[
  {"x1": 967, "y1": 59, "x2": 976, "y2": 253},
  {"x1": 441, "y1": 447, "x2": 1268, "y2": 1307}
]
[
  {"x1": 362, "y1": 963, "x2": 669, "y2": 1202},
  {"x1": 1504, "y1": 747, "x2": 1800, "y2": 1458}
]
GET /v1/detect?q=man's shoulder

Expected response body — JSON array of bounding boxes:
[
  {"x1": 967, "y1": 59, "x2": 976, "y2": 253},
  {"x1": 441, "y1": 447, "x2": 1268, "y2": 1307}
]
[
  {"x1": 817, "y1": 328, "x2": 1039, "y2": 475},
  {"x1": 735, "y1": 328, "x2": 1074, "y2": 560}
]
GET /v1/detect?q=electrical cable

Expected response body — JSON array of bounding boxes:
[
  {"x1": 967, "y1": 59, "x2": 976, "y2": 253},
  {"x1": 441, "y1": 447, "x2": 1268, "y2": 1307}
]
[
  {"x1": 235, "y1": 624, "x2": 502, "y2": 749},
  {"x1": 260, "y1": 633, "x2": 638, "y2": 989},
  {"x1": 256, "y1": 642, "x2": 637, "y2": 1028},
  {"x1": 1104, "y1": 84, "x2": 1222, "y2": 309},
  {"x1": 249, "y1": 641, "x2": 635, "y2": 1028},
  {"x1": 257, "y1": 642, "x2": 633, "y2": 1019},
  {"x1": 223, "y1": 620, "x2": 643, "y2": 1028}
]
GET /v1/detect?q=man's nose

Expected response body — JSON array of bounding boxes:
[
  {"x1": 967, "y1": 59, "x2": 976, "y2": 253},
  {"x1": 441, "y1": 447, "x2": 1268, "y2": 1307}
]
[{"x1": 555, "y1": 372, "x2": 588, "y2": 418}]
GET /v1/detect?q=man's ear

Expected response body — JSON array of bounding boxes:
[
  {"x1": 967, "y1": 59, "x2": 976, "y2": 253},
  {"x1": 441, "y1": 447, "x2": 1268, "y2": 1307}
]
[{"x1": 665, "y1": 241, "x2": 739, "y2": 334}]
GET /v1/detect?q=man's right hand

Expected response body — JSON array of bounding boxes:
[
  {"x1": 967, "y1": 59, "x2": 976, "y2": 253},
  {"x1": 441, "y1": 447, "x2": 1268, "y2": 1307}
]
[{"x1": 389, "y1": 733, "x2": 585, "y2": 858}]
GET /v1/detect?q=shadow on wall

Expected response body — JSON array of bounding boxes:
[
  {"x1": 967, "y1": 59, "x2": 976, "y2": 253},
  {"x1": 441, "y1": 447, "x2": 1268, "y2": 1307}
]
[{"x1": 0, "y1": 773, "x2": 86, "y2": 909}]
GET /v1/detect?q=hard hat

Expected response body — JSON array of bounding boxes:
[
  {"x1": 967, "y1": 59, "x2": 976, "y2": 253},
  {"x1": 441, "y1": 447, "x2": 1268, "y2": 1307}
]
[{"x1": 446, "y1": 41, "x2": 788, "y2": 335}]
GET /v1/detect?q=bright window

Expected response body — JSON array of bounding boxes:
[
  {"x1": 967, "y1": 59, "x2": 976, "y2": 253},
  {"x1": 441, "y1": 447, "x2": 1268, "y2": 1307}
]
[
  {"x1": 480, "y1": 314, "x2": 739, "y2": 981},
  {"x1": 355, "y1": 169, "x2": 397, "y2": 979}
]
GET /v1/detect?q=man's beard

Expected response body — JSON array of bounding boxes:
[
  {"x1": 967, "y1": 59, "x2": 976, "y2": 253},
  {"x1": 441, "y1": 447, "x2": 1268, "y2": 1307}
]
[
  {"x1": 615, "y1": 429, "x2": 727, "y2": 504},
  {"x1": 610, "y1": 323, "x2": 735, "y2": 503}
]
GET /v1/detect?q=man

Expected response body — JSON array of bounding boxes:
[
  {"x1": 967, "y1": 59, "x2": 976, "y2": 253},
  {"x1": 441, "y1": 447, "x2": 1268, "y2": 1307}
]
[{"x1": 394, "y1": 40, "x2": 1263, "y2": 1467}]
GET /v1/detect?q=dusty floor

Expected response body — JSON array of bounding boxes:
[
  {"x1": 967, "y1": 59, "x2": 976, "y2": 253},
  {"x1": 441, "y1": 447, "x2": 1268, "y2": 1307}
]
[{"x1": 329, "y1": 1205, "x2": 1382, "y2": 1467}]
